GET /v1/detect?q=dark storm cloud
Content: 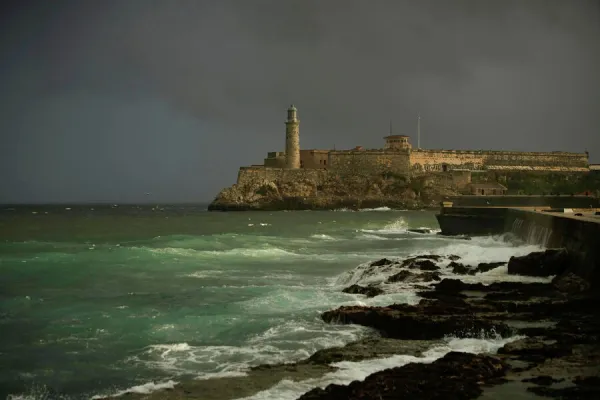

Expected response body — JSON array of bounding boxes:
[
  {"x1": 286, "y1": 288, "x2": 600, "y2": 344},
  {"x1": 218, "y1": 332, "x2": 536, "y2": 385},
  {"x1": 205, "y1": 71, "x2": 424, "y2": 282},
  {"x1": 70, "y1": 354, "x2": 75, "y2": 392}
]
[{"x1": 1, "y1": 0, "x2": 599, "y2": 203}]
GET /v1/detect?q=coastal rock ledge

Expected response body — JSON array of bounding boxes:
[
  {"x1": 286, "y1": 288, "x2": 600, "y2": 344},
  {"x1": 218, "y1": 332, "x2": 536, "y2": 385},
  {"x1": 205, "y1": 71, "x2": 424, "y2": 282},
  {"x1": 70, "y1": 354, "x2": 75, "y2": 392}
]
[{"x1": 208, "y1": 174, "x2": 456, "y2": 211}]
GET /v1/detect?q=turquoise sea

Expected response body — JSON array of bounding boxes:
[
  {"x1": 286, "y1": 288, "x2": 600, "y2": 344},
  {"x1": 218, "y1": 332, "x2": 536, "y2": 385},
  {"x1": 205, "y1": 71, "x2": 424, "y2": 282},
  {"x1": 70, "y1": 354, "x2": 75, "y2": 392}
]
[{"x1": 0, "y1": 205, "x2": 546, "y2": 399}]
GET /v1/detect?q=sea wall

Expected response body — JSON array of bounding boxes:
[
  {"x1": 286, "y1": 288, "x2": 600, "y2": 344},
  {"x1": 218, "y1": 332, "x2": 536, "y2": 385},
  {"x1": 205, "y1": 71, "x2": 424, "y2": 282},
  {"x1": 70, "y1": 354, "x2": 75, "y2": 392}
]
[
  {"x1": 410, "y1": 149, "x2": 588, "y2": 172},
  {"x1": 436, "y1": 206, "x2": 600, "y2": 286},
  {"x1": 505, "y1": 210, "x2": 600, "y2": 286},
  {"x1": 237, "y1": 166, "x2": 329, "y2": 187},
  {"x1": 447, "y1": 195, "x2": 600, "y2": 208}
]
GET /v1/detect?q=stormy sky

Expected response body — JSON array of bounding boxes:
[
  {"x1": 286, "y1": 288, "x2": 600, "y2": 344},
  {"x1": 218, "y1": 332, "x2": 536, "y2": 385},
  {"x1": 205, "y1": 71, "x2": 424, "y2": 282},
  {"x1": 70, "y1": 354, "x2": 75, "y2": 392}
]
[{"x1": 1, "y1": 0, "x2": 599, "y2": 203}]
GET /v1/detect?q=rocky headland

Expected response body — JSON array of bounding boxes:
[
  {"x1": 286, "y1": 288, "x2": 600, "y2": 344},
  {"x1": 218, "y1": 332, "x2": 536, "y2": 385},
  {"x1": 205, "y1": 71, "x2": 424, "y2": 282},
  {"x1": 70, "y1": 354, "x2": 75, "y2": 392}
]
[
  {"x1": 208, "y1": 174, "x2": 456, "y2": 211},
  {"x1": 125, "y1": 246, "x2": 600, "y2": 400}
]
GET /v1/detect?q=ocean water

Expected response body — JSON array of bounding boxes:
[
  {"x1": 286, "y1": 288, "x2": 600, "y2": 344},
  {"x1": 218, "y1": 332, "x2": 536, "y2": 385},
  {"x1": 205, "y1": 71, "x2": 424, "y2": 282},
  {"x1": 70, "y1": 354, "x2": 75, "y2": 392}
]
[{"x1": 0, "y1": 205, "x2": 547, "y2": 399}]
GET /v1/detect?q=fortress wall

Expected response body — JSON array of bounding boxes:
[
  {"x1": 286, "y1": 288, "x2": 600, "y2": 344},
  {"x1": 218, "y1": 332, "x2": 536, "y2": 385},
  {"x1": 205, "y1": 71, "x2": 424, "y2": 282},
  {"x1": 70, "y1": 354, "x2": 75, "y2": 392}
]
[
  {"x1": 237, "y1": 166, "x2": 329, "y2": 187},
  {"x1": 300, "y1": 150, "x2": 329, "y2": 169},
  {"x1": 410, "y1": 150, "x2": 588, "y2": 172},
  {"x1": 329, "y1": 151, "x2": 411, "y2": 177}
]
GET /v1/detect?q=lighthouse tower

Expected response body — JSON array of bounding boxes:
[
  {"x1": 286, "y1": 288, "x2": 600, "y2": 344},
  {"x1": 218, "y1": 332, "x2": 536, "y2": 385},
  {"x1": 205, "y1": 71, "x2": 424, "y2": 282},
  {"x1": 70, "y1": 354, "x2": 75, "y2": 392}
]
[{"x1": 285, "y1": 104, "x2": 300, "y2": 169}]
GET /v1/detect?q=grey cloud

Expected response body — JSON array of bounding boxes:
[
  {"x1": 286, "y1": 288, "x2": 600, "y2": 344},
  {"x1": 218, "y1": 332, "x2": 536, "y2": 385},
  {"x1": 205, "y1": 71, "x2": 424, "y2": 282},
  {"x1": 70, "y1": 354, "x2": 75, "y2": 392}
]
[{"x1": 1, "y1": 0, "x2": 599, "y2": 203}]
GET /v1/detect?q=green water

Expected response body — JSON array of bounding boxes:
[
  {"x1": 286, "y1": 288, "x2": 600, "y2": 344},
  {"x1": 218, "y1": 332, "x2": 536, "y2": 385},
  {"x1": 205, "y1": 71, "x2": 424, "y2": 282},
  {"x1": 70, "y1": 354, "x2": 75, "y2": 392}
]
[{"x1": 0, "y1": 206, "x2": 542, "y2": 399}]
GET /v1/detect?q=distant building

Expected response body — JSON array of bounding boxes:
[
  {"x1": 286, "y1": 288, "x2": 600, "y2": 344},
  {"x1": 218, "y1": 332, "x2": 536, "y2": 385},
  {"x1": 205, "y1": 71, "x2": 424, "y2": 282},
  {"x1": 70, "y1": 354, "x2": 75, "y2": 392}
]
[
  {"x1": 257, "y1": 105, "x2": 591, "y2": 177},
  {"x1": 468, "y1": 183, "x2": 508, "y2": 196}
]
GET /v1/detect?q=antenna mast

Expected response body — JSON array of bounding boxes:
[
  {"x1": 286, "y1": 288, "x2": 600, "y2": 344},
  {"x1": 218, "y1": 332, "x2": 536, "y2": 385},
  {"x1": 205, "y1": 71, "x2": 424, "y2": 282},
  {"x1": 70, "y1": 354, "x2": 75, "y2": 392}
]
[{"x1": 417, "y1": 114, "x2": 421, "y2": 149}]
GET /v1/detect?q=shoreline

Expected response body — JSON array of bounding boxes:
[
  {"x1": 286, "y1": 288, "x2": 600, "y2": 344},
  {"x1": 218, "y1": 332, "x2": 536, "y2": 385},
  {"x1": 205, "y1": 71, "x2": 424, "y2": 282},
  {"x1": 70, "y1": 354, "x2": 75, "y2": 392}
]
[{"x1": 112, "y1": 241, "x2": 600, "y2": 400}]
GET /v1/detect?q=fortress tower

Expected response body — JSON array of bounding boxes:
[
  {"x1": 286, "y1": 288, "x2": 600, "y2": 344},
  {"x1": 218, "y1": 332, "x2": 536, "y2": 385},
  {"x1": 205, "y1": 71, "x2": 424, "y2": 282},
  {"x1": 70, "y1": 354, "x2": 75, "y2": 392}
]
[{"x1": 285, "y1": 104, "x2": 300, "y2": 169}]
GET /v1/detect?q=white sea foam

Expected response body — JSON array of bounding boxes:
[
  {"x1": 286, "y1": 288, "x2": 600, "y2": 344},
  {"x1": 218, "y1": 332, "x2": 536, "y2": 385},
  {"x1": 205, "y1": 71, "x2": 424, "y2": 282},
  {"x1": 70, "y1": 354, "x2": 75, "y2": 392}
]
[
  {"x1": 184, "y1": 270, "x2": 225, "y2": 278},
  {"x1": 129, "y1": 316, "x2": 371, "y2": 380},
  {"x1": 358, "y1": 207, "x2": 393, "y2": 212},
  {"x1": 361, "y1": 217, "x2": 408, "y2": 234},
  {"x1": 146, "y1": 246, "x2": 301, "y2": 259},
  {"x1": 90, "y1": 380, "x2": 177, "y2": 399},
  {"x1": 432, "y1": 237, "x2": 544, "y2": 267},
  {"x1": 236, "y1": 335, "x2": 523, "y2": 400},
  {"x1": 457, "y1": 265, "x2": 554, "y2": 284},
  {"x1": 310, "y1": 234, "x2": 338, "y2": 241},
  {"x1": 355, "y1": 233, "x2": 389, "y2": 241}
]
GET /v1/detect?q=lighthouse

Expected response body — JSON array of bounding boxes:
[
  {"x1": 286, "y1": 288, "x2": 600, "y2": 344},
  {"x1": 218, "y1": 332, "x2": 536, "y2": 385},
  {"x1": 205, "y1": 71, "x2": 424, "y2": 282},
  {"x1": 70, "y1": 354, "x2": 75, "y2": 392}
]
[{"x1": 285, "y1": 104, "x2": 300, "y2": 169}]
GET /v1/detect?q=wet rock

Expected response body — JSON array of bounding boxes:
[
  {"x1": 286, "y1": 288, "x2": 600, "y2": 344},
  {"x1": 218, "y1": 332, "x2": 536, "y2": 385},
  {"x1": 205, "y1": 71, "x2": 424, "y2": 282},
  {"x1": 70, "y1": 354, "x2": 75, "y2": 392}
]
[
  {"x1": 342, "y1": 284, "x2": 384, "y2": 298},
  {"x1": 434, "y1": 279, "x2": 552, "y2": 296},
  {"x1": 448, "y1": 254, "x2": 461, "y2": 261},
  {"x1": 298, "y1": 351, "x2": 508, "y2": 400},
  {"x1": 400, "y1": 255, "x2": 443, "y2": 267},
  {"x1": 370, "y1": 258, "x2": 395, "y2": 267},
  {"x1": 305, "y1": 338, "x2": 436, "y2": 364},
  {"x1": 321, "y1": 302, "x2": 512, "y2": 340},
  {"x1": 435, "y1": 278, "x2": 471, "y2": 293},
  {"x1": 553, "y1": 272, "x2": 591, "y2": 294},
  {"x1": 497, "y1": 338, "x2": 572, "y2": 363},
  {"x1": 420, "y1": 271, "x2": 442, "y2": 281},
  {"x1": 411, "y1": 259, "x2": 440, "y2": 271},
  {"x1": 507, "y1": 249, "x2": 571, "y2": 277},
  {"x1": 450, "y1": 261, "x2": 471, "y2": 275},
  {"x1": 522, "y1": 375, "x2": 563, "y2": 386},
  {"x1": 475, "y1": 262, "x2": 505, "y2": 274},
  {"x1": 386, "y1": 270, "x2": 441, "y2": 283},
  {"x1": 526, "y1": 376, "x2": 600, "y2": 398},
  {"x1": 386, "y1": 270, "x2": 413, "y2": 283}
]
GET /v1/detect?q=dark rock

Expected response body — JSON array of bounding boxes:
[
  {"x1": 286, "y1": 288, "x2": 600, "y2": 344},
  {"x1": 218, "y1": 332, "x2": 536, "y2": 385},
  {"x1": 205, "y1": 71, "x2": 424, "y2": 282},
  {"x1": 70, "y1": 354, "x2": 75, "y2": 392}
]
[
  {"x1": 522, "y1": 376, "x2": 563, "y2": 386},
  {"x1": 386, "y1": 270, "x2": 441, "y2": 283},
  {"x1": 321, "y1": 303, "x2": 512, "y2": 340},
  {"x1": 421, "y1": 271, "x2": 442, "y2": 281},
  {"x1": 448, "y1": 255, "x2": 461, "y2": 261},
  {"x1": 386, "y1": 270, "x2": 413, "y2": 283},
  {"x1": 435, "y1": 278, "x2": 470, "y2": 293},
  {"x1": 435, "y1": 279, "x2": 553, "y2": 297},
  {"x1": 475, "y1": 262, "x2": 506, "y2": 274},
  {"x1": 401, "y1": 257, "x2": 440, "y2": 271},
  {"x1": 298, "y1": 352, "x2": 508, "y2": 400},
  {"x1": 552, "y1": 272, "x2": 591, "y2": 294},
  {"x1": 527, "y1": 379, "x2": 600, "y2": 399},
  {"x1": 507, "y1": 249, "x2": 572, "y2": 277},
  {"x1": 450, "y1": 261, "x2": 471, "y2": 275},
  {"x1": 414, "y1": 260, "x2": 440, "y2": 271},
  {"x1": 400, "y1": 255, "x2": 442, "y2": 268},
  {"x1": 305, "y1": 338, "x2": 435, "y2": 364},
  {"x1": 417, "y1": 291, "x2": 468, "y2": 304},
  {"x1": 342, "y1": 284, "x2": 384, "y2": 298},
  {"x1": 370, "y1": 258, "x2": 395, "y2": 267},
  {"x1": 497, "y1": 338, "x2": 572, "y2": 362}
]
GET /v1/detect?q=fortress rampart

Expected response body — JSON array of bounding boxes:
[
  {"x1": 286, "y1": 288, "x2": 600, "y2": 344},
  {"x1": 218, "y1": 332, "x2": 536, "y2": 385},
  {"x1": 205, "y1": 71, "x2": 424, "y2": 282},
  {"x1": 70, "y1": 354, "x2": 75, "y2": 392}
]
[
  {"x1": 236, "y1": 105, "x2": 591, "y2": 186},
  {"x1": 410, "y1": 149, "x2": 589, "y2": 173},
  {"x1": 328, "y1": 150, "x2": 410, "y2": 177}
]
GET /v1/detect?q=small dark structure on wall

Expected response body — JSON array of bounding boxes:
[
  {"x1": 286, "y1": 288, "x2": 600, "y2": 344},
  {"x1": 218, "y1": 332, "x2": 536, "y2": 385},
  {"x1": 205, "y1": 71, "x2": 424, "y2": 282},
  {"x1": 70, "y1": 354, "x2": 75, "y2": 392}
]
[{"x1": 469, "y1": 182, "x2": 507, "y2": 196}]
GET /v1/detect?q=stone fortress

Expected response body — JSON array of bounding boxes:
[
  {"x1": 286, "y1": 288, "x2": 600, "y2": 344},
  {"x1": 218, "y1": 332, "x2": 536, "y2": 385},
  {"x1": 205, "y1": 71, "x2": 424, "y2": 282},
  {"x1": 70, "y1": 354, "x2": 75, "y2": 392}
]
[{"x1": 236, "y1": 105, "x2": 590, "y2": 188}]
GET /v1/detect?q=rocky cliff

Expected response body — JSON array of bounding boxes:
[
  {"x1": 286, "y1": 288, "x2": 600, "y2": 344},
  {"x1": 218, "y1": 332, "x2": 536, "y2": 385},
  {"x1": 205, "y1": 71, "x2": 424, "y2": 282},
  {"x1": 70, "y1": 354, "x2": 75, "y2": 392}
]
[{"x1": 208, "y1": 173, "x2": 458, "y2": 211}]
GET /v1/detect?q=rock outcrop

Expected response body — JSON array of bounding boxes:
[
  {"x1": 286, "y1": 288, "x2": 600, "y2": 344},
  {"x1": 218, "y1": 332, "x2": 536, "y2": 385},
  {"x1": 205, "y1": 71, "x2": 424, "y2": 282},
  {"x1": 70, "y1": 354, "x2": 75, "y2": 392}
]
[
  {"x1": 341, "y1": 284, "x2": 384, "y2": 298},
  {"x1": 507, "y1": 249, "x2": 572, "y2": 277},
  {"x1": 298, "y1": 352, "x2": 508, "y2": 400},
  {"x1": 208, "y1": 174, "x2": 458, "y2": 211}
]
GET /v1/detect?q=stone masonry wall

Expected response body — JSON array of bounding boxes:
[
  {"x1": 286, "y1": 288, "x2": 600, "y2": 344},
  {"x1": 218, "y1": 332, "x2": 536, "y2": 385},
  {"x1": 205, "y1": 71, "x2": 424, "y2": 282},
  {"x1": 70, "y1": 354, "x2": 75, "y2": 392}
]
[
  {"x1": 410, "y1": 150, "x2": 588, "y2": 172},
  {"x1": 237, "y1": 166, "x2": 329, "y2": 187},
  {"x1": 328, "y1": 150, "x2": 411, "y2": 178}
]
